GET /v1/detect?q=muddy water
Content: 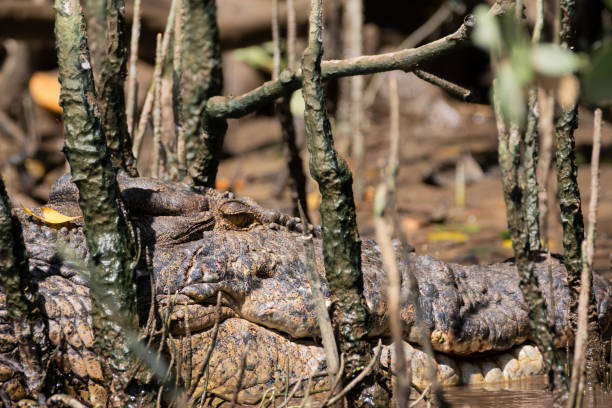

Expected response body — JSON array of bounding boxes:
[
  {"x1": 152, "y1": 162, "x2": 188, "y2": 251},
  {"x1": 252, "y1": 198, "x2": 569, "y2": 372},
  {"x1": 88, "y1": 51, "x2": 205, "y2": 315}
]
[{"x1": 434, "y1": 377, "x2": 612, "y2": 407}]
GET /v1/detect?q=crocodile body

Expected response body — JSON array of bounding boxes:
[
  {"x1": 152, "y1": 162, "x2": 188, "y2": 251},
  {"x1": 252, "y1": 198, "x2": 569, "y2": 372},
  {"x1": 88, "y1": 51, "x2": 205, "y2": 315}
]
[{"x1": 2, "y1": 174, "x2": 611, "y2": 405}]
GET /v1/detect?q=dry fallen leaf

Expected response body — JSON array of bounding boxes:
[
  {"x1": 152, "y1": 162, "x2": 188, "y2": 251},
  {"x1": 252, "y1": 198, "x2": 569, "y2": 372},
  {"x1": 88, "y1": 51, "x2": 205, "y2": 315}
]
[
  {"x1": 29, "y1": 71, "x2": 62, "y2": 114},
  {"x1": 21, "y1": 204, "x2": 81, "y2": 224}
]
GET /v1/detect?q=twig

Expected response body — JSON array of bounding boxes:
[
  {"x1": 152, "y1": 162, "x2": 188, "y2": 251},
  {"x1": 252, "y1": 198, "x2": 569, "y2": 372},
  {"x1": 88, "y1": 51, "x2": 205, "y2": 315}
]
[
  {"x1": 133, "y1": 0, "x2": 178, "y2": 161},
  {"x1": 286, "y1": 0, "x2": 297, "y2": 70},
  {"x1": 274, "y1": 0, "x2": 309, "y2": 220},
  {"x1": 537, "y1": 87, "x2": 555, "y2": 248},
  {"x1": 173, "y1": 0, "x2": 186, "y2": 180},
  {"x1": 409, "y1": 383, "x2": 432, "y2": 408},
  {"x1": 272, "y1": 0, "x2": 281, "y2": 80},
  {"x1": 229, "y1": 351, "x2": 248, "y2": 408},
  {"x1": 278, "y1": 374, "x2": 304, "y2": 408},
  {"x1": 567, "y1": 109, "x2": 602, "y2": 408},
  {"x1": 373, "y1": 73, "x2": 411, "y2": 408},
  {"x1": 183, "y1": 304, "x2": 193, "y2": 392},
  {"x1": 298, "y1": 376, "x2": 313, "y2": 408},
  {"x1": 206, "y1": 20, "x2": 474, "y2": 119},
  {"x1": 344, "y1": 0, "x2": 365, "y2": 199},
  {"x1": 133, "y1": 82, "x2": 154, "y2": 159},
  {"x1": 179, "y1": 0, "x2": 225, "y2": 187},
  {"x1": 298, "y1": 204, "x2": 339, "y2": 375},
  {"x1": 413, "y1": 69, "x2": 473, "y2": 100},
  {"x1": 362, "y1": 2, "x2": 455, "y2": 108},
  {"x1": 188, "y1": 292, "x2": 222, "y2": 398},
  {"x1": 96, "y1": 0, "x2": 138, "y2": 176},
  {"x1": 152, "y1": 33, "x2": 164, "y2": 178},
  {"x1": 126, "y1": 0, "x2": 141, "y2": 136},
  {"x1": 325, "y1": 340, "x2": 383, "y2": 407},
  {"x1": 320, "y1": 353, "x2": 345, "y2": 407}
]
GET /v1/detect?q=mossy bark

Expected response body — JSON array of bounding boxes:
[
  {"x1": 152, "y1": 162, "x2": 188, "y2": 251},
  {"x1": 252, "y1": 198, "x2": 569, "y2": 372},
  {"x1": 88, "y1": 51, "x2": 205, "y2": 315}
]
[
  {"x1": 180, "y1": 0, "x2": 226, "y2": 187},
  {"x1": 524, "y1": 89, "x2": 540, "y2": 252},
  {"x1": 494, "y1": 85, "x2": 567, "y2": 403},
  {"x1": 302, "y1": 1, "x2": 388, "y2": 405},
  {"x1": 54, "y1": 0, "x2": 137, "y2": 402},
  {"x1": 86, "y1": 0, "x2": 138, "y2": 176}
]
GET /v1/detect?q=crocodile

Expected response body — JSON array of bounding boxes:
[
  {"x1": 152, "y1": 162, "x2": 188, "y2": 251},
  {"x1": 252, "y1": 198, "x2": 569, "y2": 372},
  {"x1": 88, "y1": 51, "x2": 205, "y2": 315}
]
[{"x1": 1, "y1": 174, "x2": 611, "y2": 406}]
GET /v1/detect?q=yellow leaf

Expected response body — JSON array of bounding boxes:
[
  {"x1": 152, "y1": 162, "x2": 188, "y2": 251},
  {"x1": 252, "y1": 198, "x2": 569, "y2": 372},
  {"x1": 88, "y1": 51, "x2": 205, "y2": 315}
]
[
  {"x1": 21, "y1": 204, "x2": 81, "y2": 224},
  {"x1": 502, "y1": 239, "x2": 513, "y2": 249},
  {"x1": 427, "y1": 231, "x2": 468, "y2": 243}
]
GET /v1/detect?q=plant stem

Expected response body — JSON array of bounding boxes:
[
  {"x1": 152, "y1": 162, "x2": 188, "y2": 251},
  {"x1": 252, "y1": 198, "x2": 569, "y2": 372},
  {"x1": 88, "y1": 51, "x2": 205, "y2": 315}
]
[
  {"x1": 273, "y1": 0, "x2": 309, "y2": 219},
  {"x1": 493, "y1": 82, "x2": 568, "y2": 403},
  {"x1": 54, "y1": 1, "x2": 136, "y2": 403},
  {"x1": 302, "y1": 1, "x2": 386, "y2": 405},
  {"x1": 206, "y1": 20, "x2": 474, "y2": 119},
  {"x1": 567, "y1": 109, "x2": 602, "y2": 408},
  {"x1": 126, "y1": 0, "x2": 142, "y2": 136},
  {"x1": 180, "y1": 0, "x2": 225, "y2": 187},
  {"x1": 96, "y1": 0, "x2": 139, "y2": 176},
  {"x1": 373, "y1": 73, "x2": 411, "y2": 408}
]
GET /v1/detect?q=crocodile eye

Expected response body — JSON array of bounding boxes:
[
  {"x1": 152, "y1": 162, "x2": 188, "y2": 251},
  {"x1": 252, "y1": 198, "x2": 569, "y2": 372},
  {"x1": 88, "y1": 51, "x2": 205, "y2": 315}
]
[{"x1": 219, "y1": 200, "x2": 256, "y2": 228}]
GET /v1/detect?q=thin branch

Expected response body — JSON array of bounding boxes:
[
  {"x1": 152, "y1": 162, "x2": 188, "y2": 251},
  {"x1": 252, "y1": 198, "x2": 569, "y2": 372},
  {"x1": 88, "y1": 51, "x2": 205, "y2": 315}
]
[
  {"x1": 96, "y1": 0, "x2": 139, "y2": 176},
  {"x1": 133, "y1": 82, "x2": 154, "y2": 159},
  {"x1": 206, "y1": 21, "x2": 473, "y2": 119},
  {"x1": 568, "y1": 108, "x2": 602, "y2": 408},
  {"x1": 152, "y1": 33, "x2": 163, "y2": 178},
  {"x1": 287, "y1": 0, "x2": 297, "y2": 70},
  {"x1": 126, "y1": 0, "x2": 141, "y2": 136},
  {"x1": 299, "y1": 204, "x2": 339, "y2": 375},
  {"x1": 180, "y1": 0, "x2": 225, "y2": 187},
  {"x1": 363, "y1": 1, "x2": 456, "y2": 107},
  {"x1": 413, "y1": 69, "x2": 473, "y2": 100},
  {"x1": 274, "y1": 0, "x2": 309, "y2": 220},
  {"x1": 229, "y1": 351, "x2": 248, "y2": 408},
  {"x1": 173, "y1": 0, "x2": 186, "y2": 180},
  {"x1": 345, "y1": 0, "x2": 365, "y2": 199},
  {"x1": 272, "y1": 0, "x2": 281, "y2": 80},
  {"x1": 324, "y1": 340, "x2": 383, "y2": 407},
  {"x1": 537, "y1": 88, "x2": 555, "y2": 248},
  {"x1": 188, "y1": 292, "x2": 222, "y2": 398},
  {"x1": 373, "y1": 74, "x2": 411, "y2": 408}
]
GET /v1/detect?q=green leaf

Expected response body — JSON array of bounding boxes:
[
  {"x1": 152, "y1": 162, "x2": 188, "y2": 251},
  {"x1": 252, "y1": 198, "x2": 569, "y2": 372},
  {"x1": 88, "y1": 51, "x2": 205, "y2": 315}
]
[
  {"x1": 497, "y1": 61, "x2": 526, "y2": 125},
  {"x1": 472, "y1": 5, "x2": 502, "y2": 53},
  {"x1": 582, "y1": 42, "x2": 612, "y2": 106},
  {"x1": 510, "y1": 42, "x2": 533, "y2": 85},
  {"x1": 530, "y1": 44, "x2": 584, "y2": 76},
  {"x1": 604, "y1": 0, "x2": 612, "y2": 11},
  {"x1": 290, "y1": 90, "x2": 305, "y2": 117},
  {"x1": 232, "y1": 46, "x2": 274, "y2": 72}
]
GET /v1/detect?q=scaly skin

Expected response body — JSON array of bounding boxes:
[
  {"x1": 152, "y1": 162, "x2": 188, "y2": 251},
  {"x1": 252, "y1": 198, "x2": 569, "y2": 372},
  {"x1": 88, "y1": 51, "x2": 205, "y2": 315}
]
[{"x1": 0, "y1": 174, "x2": 610, "y2": 406}]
